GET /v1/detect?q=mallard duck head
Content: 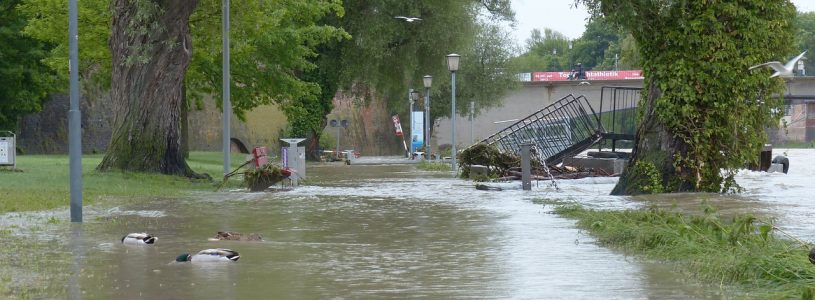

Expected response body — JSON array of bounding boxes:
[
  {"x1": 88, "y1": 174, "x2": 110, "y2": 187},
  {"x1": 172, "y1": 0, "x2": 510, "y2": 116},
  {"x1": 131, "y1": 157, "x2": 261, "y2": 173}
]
[{"x1": 176, "y1": 253, "x2": 192, "y2": 262}]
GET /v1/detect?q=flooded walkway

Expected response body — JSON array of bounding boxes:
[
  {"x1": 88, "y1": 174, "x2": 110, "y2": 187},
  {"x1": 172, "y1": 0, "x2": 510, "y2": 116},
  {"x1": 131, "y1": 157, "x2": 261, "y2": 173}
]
[{"x1": 2, "y1": 149, "x2": 812, "y2": 299}]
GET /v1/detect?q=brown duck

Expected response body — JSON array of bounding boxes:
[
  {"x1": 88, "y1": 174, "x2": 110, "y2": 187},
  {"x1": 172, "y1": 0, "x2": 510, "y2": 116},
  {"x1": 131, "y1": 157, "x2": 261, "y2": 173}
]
[{"x1": 210, "y1": 231, "x2": 263, "y2": 241}]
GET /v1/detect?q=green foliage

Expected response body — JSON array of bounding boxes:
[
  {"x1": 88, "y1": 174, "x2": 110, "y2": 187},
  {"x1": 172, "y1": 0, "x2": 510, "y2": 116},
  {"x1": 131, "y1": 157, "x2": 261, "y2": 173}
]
[
  {"x1": 186, "y1": 0, "x2": 349, "y2": 119},
  {"x1": 581, "y1": 0, "x2": 796, "y2": 193},
  {"x1": 18, "y1": 0, "x2": 111, "y2": 84},
  {"x1": 416, "y1": 160, "x2": 452, "y2": 172},
  {"x1": 512, "y1": 16, "x2": 636, "y2": 72},
  {"x1": 632, "y1": 161, "x2": 664, "y2": 194},
  {"x1": 321, "y1": 0, "x2": 517, "y2": 133},
  {"x1": 551, "y1": 203, "x2": 815, "y2": 298},
  {"x1": 0, "y1": 1, "x2": 57, "y2": 130},
  {"x1": 796, "y1": 12, "x2": 815, "y2": 73},
  {"x1": 20, "y1": 0, "x2": 348, "y2": 120}
]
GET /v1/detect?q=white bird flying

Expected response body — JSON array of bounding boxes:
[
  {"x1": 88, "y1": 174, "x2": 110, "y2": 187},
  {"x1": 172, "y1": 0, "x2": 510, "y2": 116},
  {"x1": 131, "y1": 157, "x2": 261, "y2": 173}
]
[
  {"x1": 394, "y1": 16, "x2": 422, "y2": 22},
  {"x1": 748, "y1": 51, "x2": 808, "y2": 78}
]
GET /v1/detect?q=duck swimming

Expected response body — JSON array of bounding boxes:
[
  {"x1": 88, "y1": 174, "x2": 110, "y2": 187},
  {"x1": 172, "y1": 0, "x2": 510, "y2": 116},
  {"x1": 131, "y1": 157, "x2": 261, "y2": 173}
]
[
  {"x1": 176, "y1": 248, "x2": 240, "y2": 263},
  {"x1": 122, "y1": 233, "x2": 157, "y2": 245},
  {"x1": 209, "y1": 231, "x2": 263, "y2": 241}
]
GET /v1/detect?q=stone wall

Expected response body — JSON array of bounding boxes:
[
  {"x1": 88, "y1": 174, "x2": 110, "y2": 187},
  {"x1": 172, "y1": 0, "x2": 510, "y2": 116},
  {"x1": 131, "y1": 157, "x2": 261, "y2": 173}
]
[
  {"x1": 16, "y1": 92, "x2": 288, "y2": 155},
  {"x1": 17, "y1": 91, "x2": 114, "y2": 154},
  {"x1": 324, "y1": 85, "x2": 403, "y2": 156}
]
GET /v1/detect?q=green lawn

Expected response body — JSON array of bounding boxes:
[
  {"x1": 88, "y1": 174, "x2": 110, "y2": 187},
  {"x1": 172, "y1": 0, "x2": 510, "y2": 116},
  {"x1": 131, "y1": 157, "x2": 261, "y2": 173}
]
[{"x1": 0, "y1": 152, "x2": 246, "y2": 213}]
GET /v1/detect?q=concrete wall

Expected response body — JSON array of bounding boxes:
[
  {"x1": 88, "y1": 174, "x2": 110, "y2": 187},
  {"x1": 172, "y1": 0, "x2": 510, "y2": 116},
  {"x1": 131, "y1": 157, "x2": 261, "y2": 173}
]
[
  {"x1": 433, "y1": 79, "x2": 643, "y2": 148},
  {"x1": 186, "y1": 96, "x2": 288, "y2": 153},
  {"x1": 16, "y1": 77, "x2": 815, "y2": 155},
  {"x1": 434, "y1": 77, "x2": 815, "y2": 149}
]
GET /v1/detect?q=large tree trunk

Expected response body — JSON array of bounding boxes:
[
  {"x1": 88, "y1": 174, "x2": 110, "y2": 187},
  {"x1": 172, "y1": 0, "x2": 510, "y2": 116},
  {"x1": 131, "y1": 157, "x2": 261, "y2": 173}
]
[
  {"x1": 610, "y1": 77, "x2": 694, "y2": 195},
  {"x1": 98, "y1": 0, "x2": 200, "y2": 177}
]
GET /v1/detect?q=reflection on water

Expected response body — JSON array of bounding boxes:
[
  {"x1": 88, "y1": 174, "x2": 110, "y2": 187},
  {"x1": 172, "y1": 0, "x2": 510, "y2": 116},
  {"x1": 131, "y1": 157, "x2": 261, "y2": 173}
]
[{"x1": 4, "y1": 150, "x2": 814, "y2": 299}]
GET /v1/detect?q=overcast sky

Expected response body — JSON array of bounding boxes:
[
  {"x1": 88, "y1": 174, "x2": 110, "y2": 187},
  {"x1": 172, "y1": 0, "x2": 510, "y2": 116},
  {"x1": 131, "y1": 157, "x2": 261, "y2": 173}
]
[{"x1": 509, "y1": 0, "x2": 815, "y2": 46}]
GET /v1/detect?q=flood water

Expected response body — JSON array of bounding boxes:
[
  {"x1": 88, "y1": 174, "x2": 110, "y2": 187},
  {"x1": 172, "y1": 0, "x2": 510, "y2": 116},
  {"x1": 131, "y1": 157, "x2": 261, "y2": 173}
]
[{"x1": 1, "y1": 149, "x2": 813, "y2": 299}]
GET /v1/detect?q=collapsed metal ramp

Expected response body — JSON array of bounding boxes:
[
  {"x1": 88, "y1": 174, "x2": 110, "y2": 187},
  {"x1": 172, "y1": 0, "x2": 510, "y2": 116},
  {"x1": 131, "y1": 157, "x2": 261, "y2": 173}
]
[{"x1": 481, "y1": 94, "x2": 605, "y2": 165}]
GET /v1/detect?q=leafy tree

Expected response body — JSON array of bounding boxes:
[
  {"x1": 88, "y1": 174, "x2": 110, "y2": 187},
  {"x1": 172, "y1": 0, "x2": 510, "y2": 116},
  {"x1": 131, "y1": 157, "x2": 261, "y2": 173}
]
[
  {"x1": 796, "y1": 11, "x2": 815, "y2": 73},
  {"x1": 298, "y1": 0, "x2": 517, "y2": 156},
  {"x1": 18, "y1": 0, "x2": 110, "y2": 84},
  {"x1": 511, "y1": 16, "x2": 634, "y2": 72},
  {"x1": 0, "y1": 1, "x2": 56, "y2": 131},
  {"x1": 21, "y1": 0, "x2": 347, "y2": 176},
  {"x1": 519, "y1": 28, "x2": 571, "y2": 71},
  {"x1": 569, "y1": 16, "x2": 620, "y2": 70},
  {"x1": 578, "y1": 0, "x2": 796, "y2": 194}
]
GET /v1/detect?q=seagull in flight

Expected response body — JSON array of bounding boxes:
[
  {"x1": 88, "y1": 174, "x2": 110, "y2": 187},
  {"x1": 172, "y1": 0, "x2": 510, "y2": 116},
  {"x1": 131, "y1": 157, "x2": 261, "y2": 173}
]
[
  {"x1": 749, "y1": 50, "x2": 808, "y2": 78},
  {"x1": 394, "y1": 16, "x2": 422, "y2": 22}
]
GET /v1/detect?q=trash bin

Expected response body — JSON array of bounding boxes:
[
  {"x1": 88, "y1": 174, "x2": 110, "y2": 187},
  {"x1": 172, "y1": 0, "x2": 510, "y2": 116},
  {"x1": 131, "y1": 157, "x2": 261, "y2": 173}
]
[{"x1": 0, "y1": 131, "x2": 16, "y2": 169}]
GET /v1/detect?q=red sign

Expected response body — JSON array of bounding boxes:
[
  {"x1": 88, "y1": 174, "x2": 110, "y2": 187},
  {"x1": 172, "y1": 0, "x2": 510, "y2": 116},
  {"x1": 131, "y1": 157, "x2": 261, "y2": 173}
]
[
  {"x1": 392, "y1": 115, "x2": 404, "y2": 136},
  {"x1": 532, "y1": 70, "x2": 643, "y2": 81},
  {"x1": 252, "y1": 146, "x2": 268, "y2": 168}
]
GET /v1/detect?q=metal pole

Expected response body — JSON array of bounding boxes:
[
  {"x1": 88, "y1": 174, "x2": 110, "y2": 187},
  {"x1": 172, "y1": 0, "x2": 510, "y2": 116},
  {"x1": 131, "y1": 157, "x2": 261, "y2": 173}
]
[
  {"x1": 469, "y1": 101, "x2": 474, "y2": 145},
  {"x1": 425, "y1": 87, "x2": 430, "y2": 160},
  {"x1": 336, "y1": 124, "x2": 340, "y2": 156},
  {"x1": 68, "y1": 0, "x2": 82, "y2": 223},
  {"x1": 408, "y1": 89, "x2": 414, "y2": 156},
  {"x1": 222, "y1": 0, "x2": 231, "y2": 176},
  {"x1": 520, "y1": 143, "x2": 532, "y2": 190},
  {"x1": 451, "y1": 72, "x2": 457, "y2": 174}
]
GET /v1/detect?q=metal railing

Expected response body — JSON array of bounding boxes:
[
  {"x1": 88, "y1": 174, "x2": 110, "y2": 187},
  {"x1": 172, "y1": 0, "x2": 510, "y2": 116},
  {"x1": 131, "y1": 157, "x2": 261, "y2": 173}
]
[
  {"x1": 597, "y1": 87, "x2": 642, "y2": 151},
  {"x1": 481, "y1": 94, "x2": 605, "y2": 165}
]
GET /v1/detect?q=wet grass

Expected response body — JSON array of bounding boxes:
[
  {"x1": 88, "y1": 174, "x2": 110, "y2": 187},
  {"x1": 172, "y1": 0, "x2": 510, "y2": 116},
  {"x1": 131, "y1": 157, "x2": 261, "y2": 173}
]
[
  {"x1": 538, "y1": 200, "x2": 815, "y2": 299},
  {"x1": 0, "y1": 152, "x2": 246, "y2": 213},
  {"x1": 416, "y1": 160, "x2": 452, "y2": 172}
]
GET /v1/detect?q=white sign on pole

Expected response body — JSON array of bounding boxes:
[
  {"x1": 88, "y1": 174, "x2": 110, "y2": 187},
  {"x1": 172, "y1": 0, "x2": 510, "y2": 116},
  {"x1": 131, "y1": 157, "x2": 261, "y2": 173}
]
[
  {"x1": 0, "y1": 132, "x2": 16, "y2": 169},
  {"x1": 411, "y1": 111, "x2": 424, "y2": 150},
  {"x1": 0, "y1": 140, "x2": 8, "y2": 164}
]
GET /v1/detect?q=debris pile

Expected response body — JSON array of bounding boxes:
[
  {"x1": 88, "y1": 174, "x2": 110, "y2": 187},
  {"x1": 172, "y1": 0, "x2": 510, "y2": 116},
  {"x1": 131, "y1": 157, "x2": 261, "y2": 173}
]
[{"x1": 459, "y1": 143, "x2": 617, "y2": 181}]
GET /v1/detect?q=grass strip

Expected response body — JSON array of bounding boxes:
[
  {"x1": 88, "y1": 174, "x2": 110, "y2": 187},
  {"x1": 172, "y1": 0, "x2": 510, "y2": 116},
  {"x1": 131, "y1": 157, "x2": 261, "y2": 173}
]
[
  {"x1": 0, "y1": 152, "x2": 247, "y2": 213},
  {"x1": 539, "y1": 200, "x2": 815, "y2": 299},
  {"x1": 416, "y1": 160, "x2": 452, "y2": 172}
]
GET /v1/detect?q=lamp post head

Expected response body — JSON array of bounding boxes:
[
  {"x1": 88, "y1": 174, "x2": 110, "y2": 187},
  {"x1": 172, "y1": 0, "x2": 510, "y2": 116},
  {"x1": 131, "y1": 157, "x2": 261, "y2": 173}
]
[
  {"x1": 446, "y1": 54, "x2": 460, "y2": 72},
  {"x1": 423, "y1": 75, "x2": 432, "y2": 88},
  {"x1": 410, "y1": 90, "x2": 420, "y2": 102}
]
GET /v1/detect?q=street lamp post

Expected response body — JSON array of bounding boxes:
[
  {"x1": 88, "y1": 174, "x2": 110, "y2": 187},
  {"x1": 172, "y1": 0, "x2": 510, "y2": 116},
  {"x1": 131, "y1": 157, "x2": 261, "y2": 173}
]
[
  {"x1": 329, "y1": 119, "x2": 348, "y2": 160},
  {"x1": 68, "y1": 0, "x2": 82, "y2": 222},
  {"x1": 222, "y1": 0, "x2": 231, "y2": 177},
  {"x1": 446, "y1": 53, "x2": 460, "y2": 174},
  {"x1": 423, "y1": 75, "x2": 432, "y2": 160},
  {"x1": 410, "y1": 90, "x2": 420, "y2": 157},
  {"x1": 408, "y1": 89, "x2": 415, "y2": 156},
  {"x1": 469, "y1": 101, "x2": 474, "y2": 145}
]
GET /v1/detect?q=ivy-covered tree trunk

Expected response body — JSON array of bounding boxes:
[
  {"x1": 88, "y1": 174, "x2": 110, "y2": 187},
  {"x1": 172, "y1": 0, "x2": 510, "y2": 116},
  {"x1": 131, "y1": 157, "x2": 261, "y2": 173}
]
[
  {"x1": 588, "y1": 0, "x2": 797, "y2": 195},
  {"x1": 98, "y1": 0, "x2": 200, "y2": 176},
  {"x1": 611, "y1": 78, "x2": 694, "y2": 195}
]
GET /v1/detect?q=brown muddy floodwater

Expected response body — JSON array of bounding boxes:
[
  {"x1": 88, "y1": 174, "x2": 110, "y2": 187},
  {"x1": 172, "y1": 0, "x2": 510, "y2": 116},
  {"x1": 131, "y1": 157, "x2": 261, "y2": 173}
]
[{"x1": 8, "y1": 148, "x2": 815, "y2": 299}]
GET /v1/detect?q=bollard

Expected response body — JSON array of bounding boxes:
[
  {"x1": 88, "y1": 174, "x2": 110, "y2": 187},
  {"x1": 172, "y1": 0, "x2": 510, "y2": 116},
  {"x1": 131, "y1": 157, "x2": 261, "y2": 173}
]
[{"x1": 520, "y1": 143, "x2": 532, "y2": 191}]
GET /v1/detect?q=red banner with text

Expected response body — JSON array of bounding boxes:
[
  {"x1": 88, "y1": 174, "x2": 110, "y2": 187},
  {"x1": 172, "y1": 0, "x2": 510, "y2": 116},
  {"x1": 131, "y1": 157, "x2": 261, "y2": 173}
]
[{"x1": 531, "y1": 70, "x2": 643, "y2": 81}]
